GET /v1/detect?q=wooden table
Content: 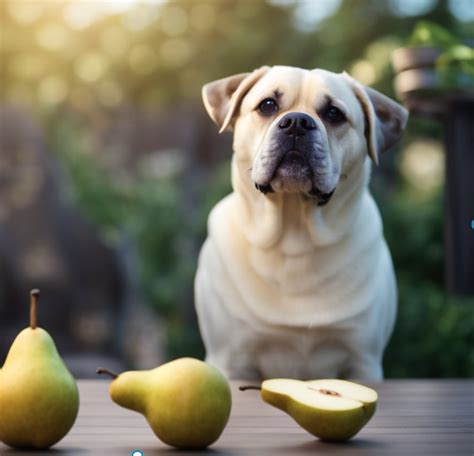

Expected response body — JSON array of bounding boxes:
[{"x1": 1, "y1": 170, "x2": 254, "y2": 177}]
[{"x1": 1, "y1": 380, "x2": 473, "y2": 455}]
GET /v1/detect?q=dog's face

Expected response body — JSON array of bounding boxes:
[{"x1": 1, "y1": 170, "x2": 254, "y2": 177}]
[{"x1": 203, "y1": 66, "x2": 408, "y2": 205}]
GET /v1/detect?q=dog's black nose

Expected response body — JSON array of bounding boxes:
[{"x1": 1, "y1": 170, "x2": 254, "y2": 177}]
[{"x1": 278, "y1": 112, "x2": 316, "y2": 136}]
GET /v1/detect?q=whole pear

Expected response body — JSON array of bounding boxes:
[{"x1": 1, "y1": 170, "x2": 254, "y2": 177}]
[
  {"x1": 0, "y1": 290, "x2": 79, "y2": 449},
  {"x1": 97, "y1": 358, "x2": 231, "y2": 449},
  {"x1": 241, "y1": 378, "x2": 377, "y2": 441}
]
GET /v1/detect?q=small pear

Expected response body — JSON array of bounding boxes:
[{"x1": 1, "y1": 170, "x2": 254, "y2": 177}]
[
  {"x1": 0, "y1": 290, "x2": 79, "y2": 449},
  {"x1": 97, "y1": 357, "x2": 231, "y2": 449},
  {"x1": 241, "y1": 378, "x2": 377, "y2": 441}
]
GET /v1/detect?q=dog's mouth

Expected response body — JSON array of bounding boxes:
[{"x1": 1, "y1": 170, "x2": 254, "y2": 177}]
[
  {"x1": 275, "y1": 149, "x2": 311, "y2": 177},
  {"x1": 254, "y1": 149, "x2": 335, "y2": 206}
]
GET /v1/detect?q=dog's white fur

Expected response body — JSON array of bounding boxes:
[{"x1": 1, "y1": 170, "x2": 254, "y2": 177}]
[{"x1": 195, "y1": 66, "x2": 408, "y2": 380}]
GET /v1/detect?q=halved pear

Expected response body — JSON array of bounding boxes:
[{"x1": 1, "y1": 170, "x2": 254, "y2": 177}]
[{"x1": 260, "y1": 379, "x2": 377, "y2": 441}]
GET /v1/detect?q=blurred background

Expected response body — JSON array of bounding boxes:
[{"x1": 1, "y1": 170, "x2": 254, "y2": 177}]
[{"x1": 0, "y1": 0, "x2": 473, "y2": 378}]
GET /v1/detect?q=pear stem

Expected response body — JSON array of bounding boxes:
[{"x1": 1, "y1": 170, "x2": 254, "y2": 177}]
[
  {"x1": 239, "y1": 385, "x2": 262, "y2": 391},
  {"x1": 96, "y1": 367, "x2": 119, "y2": 379},
  {"x1": 30, "y1": 289, "x2": 40, "y2": 329}
]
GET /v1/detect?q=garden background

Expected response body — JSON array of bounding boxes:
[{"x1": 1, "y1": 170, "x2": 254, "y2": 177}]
[{"x1": 0, "y1": 0, "x2": 473, "y2": 378}]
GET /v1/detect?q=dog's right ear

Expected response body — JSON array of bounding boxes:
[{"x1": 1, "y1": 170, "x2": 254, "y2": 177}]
[
  {"x1": 202, "y1": 66, "x2": 270, "y2": 133},
  {"x1": 342, "y1": 72, "x2": 408, "y2": 166}
]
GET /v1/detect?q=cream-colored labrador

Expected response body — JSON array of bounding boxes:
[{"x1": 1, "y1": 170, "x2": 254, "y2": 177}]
[{"x1": 195, "y1": 66, "x2": 408, "y2": 380}]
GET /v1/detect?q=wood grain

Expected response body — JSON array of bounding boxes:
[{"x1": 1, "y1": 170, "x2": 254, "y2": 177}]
[{"x1": 1, "y1": 380, "x2": 472, "y2": 455}]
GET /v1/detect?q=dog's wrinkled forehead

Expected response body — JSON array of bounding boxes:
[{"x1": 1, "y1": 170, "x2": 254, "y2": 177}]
[{"x1": 240, "y1": 66, "x2": 360, "y2": 122}]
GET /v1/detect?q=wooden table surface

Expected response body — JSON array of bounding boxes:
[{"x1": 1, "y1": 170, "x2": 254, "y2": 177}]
[{"x1": 1, "y1": 380, "x2": 473, "y2": 455}]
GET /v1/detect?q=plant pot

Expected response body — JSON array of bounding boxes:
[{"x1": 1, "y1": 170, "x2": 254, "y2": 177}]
[
  {"x1": 391, "y1": 46, "x2": 474, "y2": 115},
  {"x1": 391, "y1": 46, "x2": 441, "y2": 72},
  {"x1": 392, "y1": 46, "x2": 443, "y2": 99},
  {"x1": 393, "y1": 68, "x2": 439, "y2": 95}
]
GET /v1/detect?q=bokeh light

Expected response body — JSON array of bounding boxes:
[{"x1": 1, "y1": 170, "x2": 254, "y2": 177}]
[
  {"x1": 7, "y1": 1, "x2": 44, "y2": 25},
  {"x1": 448, "y1": 0, "x2": 474, "y2": 22},
  {"x1": 36, "y1": 23, "x2": 69, "y2": 51},
  {"x1": 189, "y1": 3, "x2": 216, "y2": 33},
  {"x1": 269, "y1": 0, "x2": 342, "y2": 31},
  {"x1": 160, "y1": 5, "x2": 188, "y2": 36},
  {"x1": 350, "y1": 60, "x2": 377, "y2": 85},
  {"x1": 389, "y1": 0, "x2": 436, "y2": 17},
  {"x1": 128, "y1": 44, "x2": 157, "y2": 75},
  {"x1": 160, "y1": 38, "x2": 191, "y2": 68},
  {"x1": 101, "y1": 25, "x2": 130, "y2": 57},
  {"x1": 38, "y1": 76, "x2": 68, "y2": 106},
  {"x1": 75, "y1": 52, "x2": 108, "y2": 83},
  {"x1": 400, "y1": 140, "x2": 444, "y2": 194}
]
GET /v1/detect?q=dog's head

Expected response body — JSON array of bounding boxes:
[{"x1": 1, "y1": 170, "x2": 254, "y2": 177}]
[{"x1": 202, "y1": 66, "x2": 408, "y2": 205}]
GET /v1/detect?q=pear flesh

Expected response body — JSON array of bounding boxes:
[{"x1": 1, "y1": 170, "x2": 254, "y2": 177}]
[
  {"x1": 261, "y1": 379, "x2": 377, "y2": 441},
  {"x1": 105, "y1": 357, "x2": 231, "y2": 449},
  {"x1": 0, "y1": 328, "x2": 79, "y2": 449}
]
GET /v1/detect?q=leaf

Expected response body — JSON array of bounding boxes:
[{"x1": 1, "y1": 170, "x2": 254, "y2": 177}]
[{"x1": 408, "y1": 21, "x2": 458, "y2": 48}]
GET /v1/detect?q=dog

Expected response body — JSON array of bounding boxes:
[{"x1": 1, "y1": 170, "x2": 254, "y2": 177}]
[{"x1": 195, "y1": 66, "x2": 408, "y2": 380}]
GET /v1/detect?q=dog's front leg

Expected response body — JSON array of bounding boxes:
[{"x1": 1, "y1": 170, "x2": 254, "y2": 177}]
[
  {"x1": 345, "y1": 356, "x2": 383, "y2": 380},
  {"x1": 195, "y1": 239, "x2": 262, "y2": 380}
]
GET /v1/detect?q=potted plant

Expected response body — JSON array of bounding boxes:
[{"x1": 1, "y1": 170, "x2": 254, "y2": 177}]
[{"x1": 392, "y1": 21, "x2": 474, "y2": 102}]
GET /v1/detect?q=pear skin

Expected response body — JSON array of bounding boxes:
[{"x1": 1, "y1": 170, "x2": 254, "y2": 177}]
[
  {"x1": 98, "y1": 358, "x2": 231, "y2": 449},
  {"x1": 0, "y1": 290, "x2": 79, "y2": 449}
]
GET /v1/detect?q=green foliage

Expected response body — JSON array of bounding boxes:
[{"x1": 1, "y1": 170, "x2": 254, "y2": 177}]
[
  {"x1": 385, "y1": 282, "x2": 474, "y2": 377},
  {"x1": 50, "y1": 117, "x2": 234, "y2": 361},
  {"x1": 408, "y1": 20, "x2": 458, "y2": 47},
  {"x1": 437, "y1": 45, "x2": 474, "y2": 87},
  {"x1": 51, "y1": 119, "x2": 188, "y2": 315},
  {"x1": 407, "y1": 21, "x2": 474, "y2": 88},
  {"x1": 376, "y1": 188, "x2": 474, "y2": 377}
]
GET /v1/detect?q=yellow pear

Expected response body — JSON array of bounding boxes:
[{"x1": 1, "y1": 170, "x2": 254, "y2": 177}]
[
  {"x1": 241, "y1": 378, "x2": 377, "y2": 441},
  {"x1": 0, "y1": 290, "x2": 79, "y2": 449},
  {"x1": 97, "y1": 357, "x2": 231, "y2": 449}
]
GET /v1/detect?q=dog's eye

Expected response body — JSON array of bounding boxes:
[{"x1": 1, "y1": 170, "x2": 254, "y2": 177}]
[
  {"x1": 321, "y1": 106, "x2": 346, "y2": 124},
  {"x1": 258, "y1": 98, "x2": 279, "y2": 116}
]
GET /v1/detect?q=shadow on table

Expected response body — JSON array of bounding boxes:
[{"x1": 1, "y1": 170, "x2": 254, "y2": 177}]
[
  {"x1": 141, "y1": 448, "x2": 239, "y2": 456},
  {"x1": 0, "y1": 448, "x2": 88, "y2": 455},
  {"x1": 275, "y1": 437, "x2": 389, "y2": 453},
  {"x1": 140, "y1": 439, "x2": 387, "y2": 455}
]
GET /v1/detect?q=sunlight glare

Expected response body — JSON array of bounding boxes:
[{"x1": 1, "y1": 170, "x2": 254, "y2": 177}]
[
  {"x1": 63, "y1": 0, "x2": 144, "y2": 29},
  {"x1": 400, "y1": 140, "x2": 444, "y2": 194}
]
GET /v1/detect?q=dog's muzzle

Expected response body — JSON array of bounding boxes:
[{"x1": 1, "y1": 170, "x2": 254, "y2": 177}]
[{"x1": 253, "y1": 112, "x2": 336, "y2": 204}]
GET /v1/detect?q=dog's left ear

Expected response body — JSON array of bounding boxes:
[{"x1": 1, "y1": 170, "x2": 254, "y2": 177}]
[
  {"x1": 202, "y1": 66, "x2": 270, "y2": 133},
  {"x1": 343, "y1": 72, "x2": 409, "y2": 165}
]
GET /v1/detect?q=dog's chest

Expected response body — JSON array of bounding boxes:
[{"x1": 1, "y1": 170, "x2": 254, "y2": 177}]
[
  {"x1": 209, "y1": 192, "x2": 383, "y2": 327},
  {"x1": 249, "y1": 249, "x2": 318, "y2": 293},
  {"x1": 248, "y1": 202, "x2": 322, "y2": 292},
  {"x1": 251, "y1": 328, "x2": 351, "y2": 379},
  {"x1": 278, "y1": 202, "x2": 315, "y2": 255}
]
